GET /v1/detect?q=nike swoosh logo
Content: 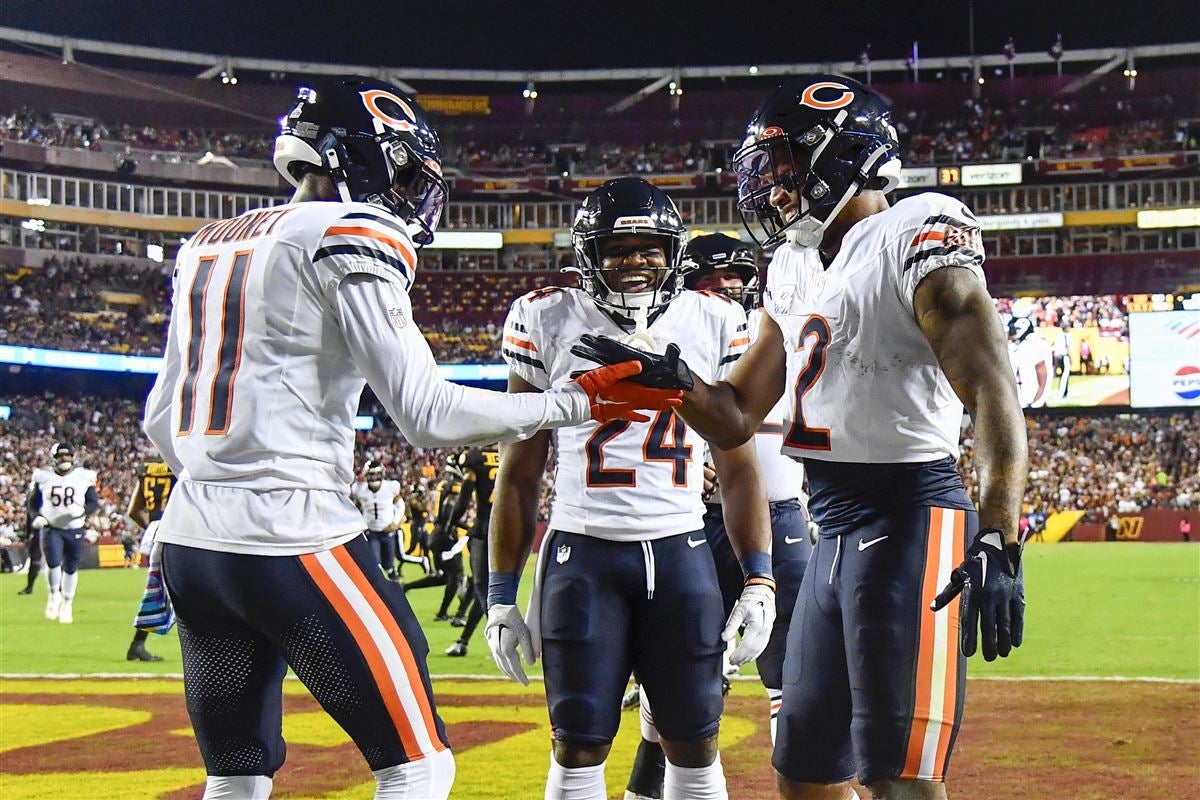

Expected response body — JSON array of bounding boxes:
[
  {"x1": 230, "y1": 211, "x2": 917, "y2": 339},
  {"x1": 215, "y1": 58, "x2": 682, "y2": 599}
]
[
  {"x1": 784, "y1": 536, "x2": 806, "y2": 544},
  {"x1": 687, "y1": 537, "x2": 706, "y2": 548},
  {"x1": 858, "y1": 535, "x2": 889, "y2": 551}
]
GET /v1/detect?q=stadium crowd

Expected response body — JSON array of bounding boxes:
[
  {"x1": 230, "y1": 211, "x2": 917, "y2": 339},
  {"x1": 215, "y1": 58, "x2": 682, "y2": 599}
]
[
  {"x1": 4, "y1": 86, "x2": 1194, "y2": 178},
  {"x1": 959, "y1": 413, "x2": 1200, "y2": 524},
  {"x1": 996, "y1": 295, "x2": 1129, "y2": 339},
  {"x1": 2, "y1": 391, "x2": 1196, "y2": 560}
]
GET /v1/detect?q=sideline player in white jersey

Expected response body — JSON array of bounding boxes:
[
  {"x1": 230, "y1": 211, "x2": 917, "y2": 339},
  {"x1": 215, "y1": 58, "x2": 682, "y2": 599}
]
[
  {"x1": 351, "y1": 461, "x2": 404, "y2": 580},
  {"x1": 28, "y1": 443, "x2": 99, "y2": 624},
  {"x1": 1007, "y1": 316, "x2": 1053, "y2": 408},
  {"x1": 574, "y1": 76, "x2": 1030, "y2": 800},
  {"x1": 487, "y1": 178, "x2": 776, "y2": 800},
  {"x1": 622, "y1": 233, "x2": 816, "y2": 800},
  {"x1": 142, "y1": 78, "x2": 680, "y2": 800}
]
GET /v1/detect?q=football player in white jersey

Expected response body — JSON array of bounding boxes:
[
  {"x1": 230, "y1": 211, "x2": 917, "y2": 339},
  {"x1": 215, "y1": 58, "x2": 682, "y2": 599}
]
[
  {"x1": 28, "y1": 443, "x2": 100, "y2": 624},
  {"x1": 1007, "y1": 316, "x2": 1053, "y2": 408},
  {"x1": 622, "y1": 233, "x2": 816, "y2": 799},
  {"x1": 574, "y1": 77, "x2": 1030, "y2": 800},
  {"x1": 351, "y1": 461, "x2": 404, "y2": 580},
  {"x1": 142, "y1": 78, "x2": 680, "y2": 800},
  {"x1": 486, "y1": 178, "x2": 775, "y2": 800}
]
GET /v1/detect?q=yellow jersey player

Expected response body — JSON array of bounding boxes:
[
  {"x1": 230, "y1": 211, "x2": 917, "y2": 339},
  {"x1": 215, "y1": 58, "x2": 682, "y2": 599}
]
[{"x1": 124, "y1": 459, "x2": 176, "y2": 661}]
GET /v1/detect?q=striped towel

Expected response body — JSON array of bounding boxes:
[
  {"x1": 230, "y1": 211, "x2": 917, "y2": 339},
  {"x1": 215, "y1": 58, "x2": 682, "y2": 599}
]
[{"x1": 133, "y1": 542, "x2": 175, "y2": 635}]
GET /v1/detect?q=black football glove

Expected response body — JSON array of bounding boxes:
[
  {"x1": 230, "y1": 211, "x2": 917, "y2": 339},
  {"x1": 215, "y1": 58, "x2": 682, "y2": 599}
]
[
  {"x1": 931, "y1": 528, "x2": 1026, "y2": 661},
  {"x1": 570, "y1": 334, "x2": 694, "y2": 392}
]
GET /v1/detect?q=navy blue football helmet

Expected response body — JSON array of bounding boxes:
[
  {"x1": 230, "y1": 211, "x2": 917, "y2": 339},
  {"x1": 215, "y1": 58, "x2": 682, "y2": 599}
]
[
  {"x1": 50, "y1": 442, "x2": 74, "y2": 475},
  {"x1": 274, "y1": 76, "x2": 448, "y2": 245},
  {"x1": 682, "y1": 233, "x2": 759, "y2": 311},
  {"x1": 570, "y1": 178, "x2": 690, "y2": 320},
  {"x1": 733, "y1": 75, "x2": 901, "y2": 249}
]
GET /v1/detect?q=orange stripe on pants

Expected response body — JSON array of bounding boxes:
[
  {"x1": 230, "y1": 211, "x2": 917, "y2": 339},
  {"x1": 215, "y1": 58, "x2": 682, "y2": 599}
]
[
  {"x1": 901, "y1": 507, "x2": 963, "y2": 780},
  {"x1": 299, "y1": 550, "x2": 424, "y2": 760},
  {"x1": 932, "y1": 510, "x2": 965, "y2": 774},
  {"x1": 330, "y1": 546, "x2": 444, "y2": 754}
]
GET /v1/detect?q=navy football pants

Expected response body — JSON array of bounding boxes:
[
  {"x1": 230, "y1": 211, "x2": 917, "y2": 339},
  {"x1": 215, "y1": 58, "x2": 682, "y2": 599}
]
[{"x1": 162, "y1": 535, "x2": 449, "y2": 776}]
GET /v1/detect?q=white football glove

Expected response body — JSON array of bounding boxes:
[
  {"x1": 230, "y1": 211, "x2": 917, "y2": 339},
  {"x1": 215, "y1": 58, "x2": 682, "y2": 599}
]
[
  {"x1": 485, "y1": 604, "x2": 535, "y2": 686},
  {"x1": 722, "y1": 583, "x2": 777, "y2": 666},
  {"x1": 83, "y1": 529, "x2": 99, "y2": 544},
  {"x1": 31, "y1": 515, "x2": 48, "y2": 530}
]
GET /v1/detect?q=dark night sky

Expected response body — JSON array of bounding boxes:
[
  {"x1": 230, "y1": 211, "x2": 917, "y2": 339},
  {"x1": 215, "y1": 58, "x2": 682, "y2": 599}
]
[{"x1": 2, "y1": 0, "x2": 1198, "y2": 71}]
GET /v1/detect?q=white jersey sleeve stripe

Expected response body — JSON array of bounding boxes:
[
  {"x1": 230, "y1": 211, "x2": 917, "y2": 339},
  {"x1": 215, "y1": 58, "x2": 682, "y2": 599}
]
[{"x1": 902, "y1": 214, "x2": 984, "y2": 273}]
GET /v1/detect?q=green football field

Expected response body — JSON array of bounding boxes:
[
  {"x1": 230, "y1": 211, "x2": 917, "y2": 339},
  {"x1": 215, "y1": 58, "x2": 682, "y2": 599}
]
[
  {"x1": 1, "y1": 542, "x2": 1197, "y2": 680},
  {"x1": 1046, "y1": 373, "x2": 1130, "y2": 407}
]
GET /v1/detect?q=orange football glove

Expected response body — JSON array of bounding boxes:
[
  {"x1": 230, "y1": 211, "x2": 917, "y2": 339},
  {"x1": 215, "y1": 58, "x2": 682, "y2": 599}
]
[{"x1": 573, "y1": 361, "x2": 684, "y2": 423}]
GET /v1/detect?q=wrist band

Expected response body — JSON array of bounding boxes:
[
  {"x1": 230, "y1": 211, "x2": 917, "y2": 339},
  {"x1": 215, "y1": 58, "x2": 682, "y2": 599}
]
[
  {"x1": 487, "y1": 571, "x2": 519, "y2": 608},
  {"x1": 741, "y1": 550, "x2": 773, "y2": 580}
]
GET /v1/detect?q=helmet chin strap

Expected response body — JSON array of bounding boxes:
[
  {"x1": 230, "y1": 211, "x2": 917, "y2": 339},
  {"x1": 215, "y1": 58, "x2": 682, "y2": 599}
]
[
  {"x1": 786, "y1": 142, "x2": 893, "y2": 250},
  {"x1": 324, "y1": 148, "x2": 354, "y2": 204}
]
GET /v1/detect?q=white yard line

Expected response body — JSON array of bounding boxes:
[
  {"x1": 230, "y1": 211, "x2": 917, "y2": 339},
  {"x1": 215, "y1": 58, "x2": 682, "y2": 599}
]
[{"x1": 1, "y1": 672, "x2": 1197, "y2": 684}]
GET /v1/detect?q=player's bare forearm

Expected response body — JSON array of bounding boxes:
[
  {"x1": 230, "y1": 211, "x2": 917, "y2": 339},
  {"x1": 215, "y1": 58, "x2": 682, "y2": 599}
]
[
  {"x1": 915, "y1": 268, "x2": 1029, "y2": 543},
  {"x1": 488, "y1": 373, "x2": 552, "y2": 577},
  {"x1": 710, "y1": 441, "x2": 772, "y2": 558},
  {"x1": 679, "y1": 318, "x2": 787, "y2": 450}
]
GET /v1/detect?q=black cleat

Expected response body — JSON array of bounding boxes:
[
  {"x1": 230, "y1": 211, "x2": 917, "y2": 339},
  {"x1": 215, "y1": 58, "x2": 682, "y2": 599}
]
[
  {"x1": 445, "y1": 641, "x2": 468, "y2": 657},
  {"x1": 433, "y1": 613, "x2": 451, "y2": 623},
  {"x1": 127, "y1": 643, "x2": 164, "y2": 662},
  {"x1": 721, "y1": 676, "x2": 732, "y2": 696},
  {"x1": 449, "y1": 616, "x2": 467, "y2": 627},
  {"x1": 17, "y1": 586, "x2": 33, "y2": 595}
]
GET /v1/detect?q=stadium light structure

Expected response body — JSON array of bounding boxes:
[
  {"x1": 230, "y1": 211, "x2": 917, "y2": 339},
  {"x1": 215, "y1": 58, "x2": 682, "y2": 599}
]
[{"x1": 0, "y1": 26, "x2": 1196, "y2": 88}]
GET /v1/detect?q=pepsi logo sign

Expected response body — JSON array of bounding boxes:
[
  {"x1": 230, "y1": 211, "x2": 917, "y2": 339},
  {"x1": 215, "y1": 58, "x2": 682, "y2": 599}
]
[{"x1": 1173, "y1": 365, "x2": 1200, "y2": 400}]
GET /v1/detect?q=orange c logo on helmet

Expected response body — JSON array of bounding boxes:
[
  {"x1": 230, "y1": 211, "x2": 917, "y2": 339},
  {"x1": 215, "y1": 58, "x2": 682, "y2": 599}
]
[
  {"x1": 757, "y1": 126, "x2": 785, "y2": 141},
  {"x1": 799, "y1": 81, "x2": 855, "y2": 111},
  {"x1": 360, "y1": 89, "x2": 418, "y2": 132}
]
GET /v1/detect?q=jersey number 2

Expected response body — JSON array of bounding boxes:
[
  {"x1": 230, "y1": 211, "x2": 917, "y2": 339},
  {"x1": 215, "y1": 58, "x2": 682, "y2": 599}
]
[
  {"x1": 178, "y1": 250, "x2": 254, "y2": 435},
  {"x1": 783, "y1": 315, "x2": 833, "y2": 451},
  {"x1": 586, "y1": 410, "x2": 692, "y2": 487}
]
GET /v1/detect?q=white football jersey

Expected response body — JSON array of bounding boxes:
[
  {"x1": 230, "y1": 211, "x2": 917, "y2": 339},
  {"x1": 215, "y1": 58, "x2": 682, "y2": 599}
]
[
  {"x1": 763, "y1": 192, "x2": 987, "y2": 464},
  {"x1": 1010, "y1": 335, "x2": 1053, "y2": 408},
  {"x1": 144, "y1": 201, "x2": 591, "y2": 556},
  {"x1": 707, "y1": 308, "x2": 806, "y2": 505},
  {"x1": 503, "y1": 287, "x2": 749, "y2": 540},
  {"x1": 351, "y1": 479, "x2": 403, "y2": 531},
  {"x1": 31, "y1": 467, "x2": 97, "y2": 529}
]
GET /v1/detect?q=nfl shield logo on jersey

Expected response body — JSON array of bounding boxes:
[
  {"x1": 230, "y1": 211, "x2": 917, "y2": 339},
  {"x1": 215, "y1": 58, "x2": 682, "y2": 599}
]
[
  {"x1": 388, "y1": 307, "x2": 408, "y2": 329},
  {"x1": 556, "y1": 544, "x2": 572, "y2": 564}
]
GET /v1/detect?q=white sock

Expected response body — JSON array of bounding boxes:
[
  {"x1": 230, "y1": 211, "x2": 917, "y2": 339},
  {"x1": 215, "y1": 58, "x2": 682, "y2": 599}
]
[
  {"x1": 61, "y1": 571, "x2": 78, "y2": 601},
  {"x1": 373, "y1": 748, "x2": 455, "y2": 799},
  {"x1": 664, "y1": 753, "x2": 726, "y2": 800},
  {"x1": 47, "y1": 565, "x2": 62, "y2": 593},
  {"x1": 639, "y1": 689, "x2": 661, "y2": 743},
  {"x1": 202, "y1": 775, "x2": 272, "y2": 799},
  {"x1": 765, "y1": 687, "x2": 782, "y2": 745},
  {"x1": 545, "y1": 751, "x2": 606, "y2": 800}
]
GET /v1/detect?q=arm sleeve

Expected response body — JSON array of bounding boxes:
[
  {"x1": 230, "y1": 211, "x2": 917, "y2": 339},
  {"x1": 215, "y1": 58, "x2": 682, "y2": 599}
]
[
  {"x1": 716, "y1": 303, "x2": 751, "y2": 381},
  {"x1": 501, "y1": 296, "x2": 551, "y2": 390},
  {"x1": 895, "y1": 201, "x2": 987, "y2": 314},
  {"x1": 84, "y1": 486, "x2": 100, "y2": 515},
  {"x1": 336, "y1": 275, "x2": 589, "y2": 448},
  {"x1": 142, "y1": 270, "x2": 186, "y2": 475},
  {"x1": 27, "y1": 484, "x2": 42, "y2": 514}
]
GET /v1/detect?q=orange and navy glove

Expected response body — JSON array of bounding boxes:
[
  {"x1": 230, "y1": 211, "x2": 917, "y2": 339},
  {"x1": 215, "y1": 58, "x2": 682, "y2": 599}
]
[
  {"x1": 573, "y1": 360, "x2": 683, "y2": 423},
  {"x1": 572, "y1": 334, "x2": 695, "y2": 392}
]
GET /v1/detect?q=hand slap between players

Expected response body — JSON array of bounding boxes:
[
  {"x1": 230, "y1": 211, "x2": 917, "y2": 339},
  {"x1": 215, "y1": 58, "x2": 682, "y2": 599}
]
[
  {"x1": 931, "y1": 528, "x2": 1026, "y2": 661},
  {"x1": 572, "y1": 360, "x2": 683, "y2": 423},
  {"x1": 571, "y1": 334, "x2": 695, "y2": 392}
]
